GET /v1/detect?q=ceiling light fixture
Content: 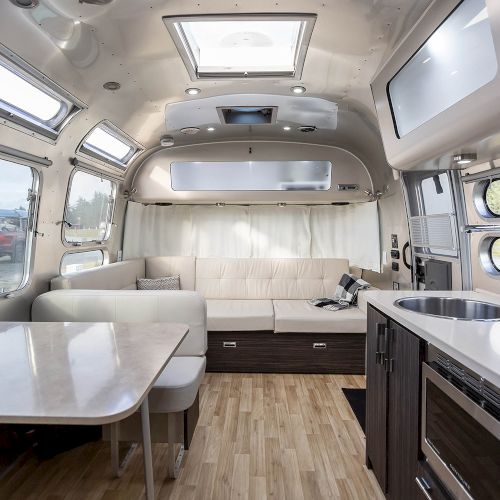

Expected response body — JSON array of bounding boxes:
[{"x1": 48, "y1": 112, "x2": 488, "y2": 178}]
[
  {"x1": 207, "y1": 127, "x2": 215, "y2": 132},
  {"x1": 291, "y1": 85, "x2": 306, "y2": 94},
  {"x1": 283, "y1": 126, "x2": 291, "y2": 131},
  {"x1": 185, "y1": 88, "x2": 201, "y2": 95},
  {"x1": 453, "y1": 153, "x2": 477, "y2": 165},
  {"x1": 103, "y1": 81, "x2": 121, "y2": 91},
  {"x1": 277, "y1": 202, "x2": 287, "y2": 207},
  {"x1": 9, "y1": 0, "x2": 39, "y2": 8},
  {"x1": 160, "y1": 135, "x2": 175, "y2": 147},
  {"x1": 216, "y1": 202, "x2": 226, "y2": 207}
]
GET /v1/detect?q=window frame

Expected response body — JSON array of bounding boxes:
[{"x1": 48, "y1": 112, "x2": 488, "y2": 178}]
[
  {"x1": 62, "y1": 167, "x2": 117, "y2": 247},
  {"x1": 472, "y1": 177, "x2": 500, "y2": 220},
  {"x1": 0, "y1": 159, "x2": 40, "y2": 298},
  {"x1": 163, "y1": 13, "x2": 316, "y2": 80},
  {"x1": 60, "y1": 249, "x2": 108, "y2": 276},
  {"x1": 77, "y1": 120, "x2": 144, "y2": 171},
  {"x1": 0, "y1": 43, "x2": 86, "y2": 142},
  {"x1": 478, "y1": 234, "x2": 500, "y2": 277}
]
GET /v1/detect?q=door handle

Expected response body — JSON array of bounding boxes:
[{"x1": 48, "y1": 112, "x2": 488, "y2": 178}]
[
  {"x1": 384, "y1": 327, "x2": 394, "y2": 373},
  {"x1": 375, "y1": 323, "x2": 385, "y2": 364}
]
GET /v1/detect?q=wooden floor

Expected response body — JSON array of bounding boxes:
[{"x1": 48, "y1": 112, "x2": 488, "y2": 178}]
[{"x1": 0, "y1": 373, "x2": 384, "y2": 500}]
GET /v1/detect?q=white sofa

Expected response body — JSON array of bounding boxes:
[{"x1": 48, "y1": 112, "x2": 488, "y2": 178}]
[{"x1": 49, "y1": 256, "x2": 370, "y2": 373}]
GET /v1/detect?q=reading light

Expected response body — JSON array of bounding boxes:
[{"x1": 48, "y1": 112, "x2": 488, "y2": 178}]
[
  {"x1": 207, "y1": 127, "x2": 215, "y2": 132},
  {"x1": 216, "y1": 202, "x2": 226, "y2": 207},
  {"x1": 185, "y1": 88, "x2": 201, "y2": 95},
  {"x1": 453, "y1": 153, "x2": 477, "y2": 165},
  {"x1": 283, "y1": 126, "x2": 291, "y2": 131},
  {"x1": 291, "y1": 86, "x2": 306, "y2": 94},
  {"x1": 277, "y1": 202, "x2": 287, "y2": 207},
  {"x1": 160, "y1": 135, "x2": 174, "y2": 147}
]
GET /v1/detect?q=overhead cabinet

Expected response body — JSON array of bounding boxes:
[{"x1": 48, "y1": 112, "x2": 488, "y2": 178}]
[{"x1": 366, "y1": 305, "x2": 424, "y2": 500}]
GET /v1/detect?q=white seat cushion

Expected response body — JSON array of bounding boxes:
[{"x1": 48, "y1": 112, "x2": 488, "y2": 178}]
[
  {"x1": 207, "y1": 299, "x2": 274, "y2": 331},
  {"x1": 273, "y1": 300, "x2": 367, "y2": 333},
  {"x1": 149, "y1": 356, "x2": 206, "y2": 413}
]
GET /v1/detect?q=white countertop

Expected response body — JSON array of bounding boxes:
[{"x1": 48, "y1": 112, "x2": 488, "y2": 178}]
[
  {"x1": 365, "y1": 290, "x2": 500, "y2": 387},
  {"x1": 0, "y1": 322, "x2": 188, "y2": 425}
]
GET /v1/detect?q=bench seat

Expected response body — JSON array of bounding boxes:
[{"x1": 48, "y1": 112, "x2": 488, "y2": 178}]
[
  {"x1": 272, "y1": 300, "x2": 367, "y2": 333},
  {"x1": 206, "y1": 299, "x2": 274, "y2": 331}
]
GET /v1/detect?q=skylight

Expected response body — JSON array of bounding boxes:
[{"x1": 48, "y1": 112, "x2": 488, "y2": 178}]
[
  {"x1": 164, "y1": 14, "x2": 316, "y2": 79},
  {"x1": 78, "y1": 121, "x2": 143, "y2": 170},
  {"x1": 0, "y1": 44, "x2": 85, "y2": 140}
]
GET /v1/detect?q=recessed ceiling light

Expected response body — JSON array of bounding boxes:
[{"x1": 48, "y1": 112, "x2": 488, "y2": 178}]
[
  {"x1": 207, "y1": 127, "x2": 215, "y2": 132},
  {"x1": 180, "y1": 127, "x2": 200, "y2": 135},
  {"x1": 216, "y1": 202, "x2": 226, "y2": 207},
  {"x1": 291, "y1": 86, "x2": 306, "y2": 94},
  {"x1": 185, "y1": 88, "x2": 201, "y2": 95},
  {"x1": 9, "y1": 0, "x2": 39, "y2": 8},
  {"x1": 160, "y1": 135, "x2": 174, "y2": 147},
  {"x1": 453, "y1": 153, "x2": 477, "y2": 165},
  {"x1": 103, "y1": 81, "x2": 121, "y2": 91},
  {"x1": 283, "y1": 126, "x2": 291, "y2": 131},
  {"x1": 277, "y1": 202, "x2": 287, "y2": 207}
]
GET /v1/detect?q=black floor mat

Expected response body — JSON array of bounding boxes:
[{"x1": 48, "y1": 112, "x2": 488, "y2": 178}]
[{"x1": 341, "y1": 388, "x2": 366, "y2": 433}]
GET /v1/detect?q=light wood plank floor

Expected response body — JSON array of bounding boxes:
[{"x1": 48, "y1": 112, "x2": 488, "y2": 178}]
[{"x1": 0, "y1": 373, "x2": 384, "y2": 500}]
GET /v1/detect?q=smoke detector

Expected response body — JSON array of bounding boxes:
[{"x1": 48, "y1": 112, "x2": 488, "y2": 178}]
[
  {"x1": 180, "y1": 127, "x2": 200, "y2": 135},
  {"x1": 298, "y1": 125, "x2": 317, "y2": 133},
  {"x1": 160, "y1": 135, "x2": 175, "y2": 147}
]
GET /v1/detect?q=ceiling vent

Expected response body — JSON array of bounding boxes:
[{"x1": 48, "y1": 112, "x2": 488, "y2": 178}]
[
  {"x1": 218, "y1": 107, "x2": 277, "y2": 125},
  {"x1": 298, "y1": 125, "x2": 317, "y2": 133}
]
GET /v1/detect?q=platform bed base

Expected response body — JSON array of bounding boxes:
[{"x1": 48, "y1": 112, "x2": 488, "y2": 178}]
[{"x1": 206, "y1": 331, "x2": 366, "y2": 374}]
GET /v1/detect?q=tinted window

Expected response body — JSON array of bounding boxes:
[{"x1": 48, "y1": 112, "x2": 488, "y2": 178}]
[
  {"x1": 0, "y1": 159, "x2": 37, "y2": 294},
  {"x1": 64, "y1": 170, "x2": 116, "y2": 243}
]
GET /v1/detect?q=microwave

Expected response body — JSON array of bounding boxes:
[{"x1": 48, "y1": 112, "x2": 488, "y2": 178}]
[{"x1": 421, "y1": 347, "x2": 500, "y2": 499}]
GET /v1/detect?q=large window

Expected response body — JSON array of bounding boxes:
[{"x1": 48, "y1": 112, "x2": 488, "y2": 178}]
[
  {"x1": 64, "y1": 170, "x2": 116, "y2": 244},
  {"x1": 0, "y1": 159, "x2": 38, "y2": 295},
  {"x1": 163, "y1": 14, "x2": 316, "y2": 79},
  {"x1": 0, "y1": 45, "x2": 84, "y2": 140},
  {"x1": 78, "y1": 121, "x2": 143, "y2": 170},
  {"x1": 170, "y1": 161, "x2": 332, "y2": 191},
  {"x1": 61, "y1": 250, "x2": 104, "y2": 275},
  {"x1": 388, "y1": 0, "x2": 498, "y2": 137}
]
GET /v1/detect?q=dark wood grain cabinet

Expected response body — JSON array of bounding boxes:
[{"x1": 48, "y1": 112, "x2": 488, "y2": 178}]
[{"x1": 366, "y1": 304, "x2": 424, "y2": 500}]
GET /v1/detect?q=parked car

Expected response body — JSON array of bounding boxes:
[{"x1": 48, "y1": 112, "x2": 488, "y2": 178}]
[{"x1": 0, "y1": 209, "x2": 27, "y2": 263}]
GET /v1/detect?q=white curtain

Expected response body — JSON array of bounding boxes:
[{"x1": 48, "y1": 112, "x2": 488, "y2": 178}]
[{"x1": 123, "y1": 201, "x2": 381, "y2": 271}]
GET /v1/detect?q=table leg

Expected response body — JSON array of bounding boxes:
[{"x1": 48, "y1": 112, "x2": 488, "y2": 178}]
[{"x1": 141, "y1": 396, "x2": 154, "y2": 500}]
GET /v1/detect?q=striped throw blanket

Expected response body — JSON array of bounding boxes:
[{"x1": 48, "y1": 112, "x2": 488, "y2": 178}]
[{"x1": 309, "y1": 273, "x2": 370, "y2": 311}]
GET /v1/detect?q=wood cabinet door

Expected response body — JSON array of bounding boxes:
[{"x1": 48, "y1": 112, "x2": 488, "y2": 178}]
[
  {"x1": 366, "y1": 305, "x2": 389, "y2": 492},
  {"x1": 387, "y1": 321, "x2": 423, "y2": 500}
]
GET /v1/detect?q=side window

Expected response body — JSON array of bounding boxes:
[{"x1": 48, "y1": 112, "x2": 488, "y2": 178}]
[
  {"x1": 64, "y1": 170, "x2": 116, "y2": 244},
  {"x1": 0, "y1": 159, "x2": 38, "y2": 295},
  {"x1": 61, "y1": 250, "x2": 104, "y2": 275}
]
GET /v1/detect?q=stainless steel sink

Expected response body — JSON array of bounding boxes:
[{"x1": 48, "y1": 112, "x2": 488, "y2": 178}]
[{"x1": 394, "y1": 296, "x2": 500, "y2": 321}]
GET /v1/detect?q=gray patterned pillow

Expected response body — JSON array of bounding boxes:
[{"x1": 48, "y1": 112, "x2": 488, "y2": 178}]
[{"x1": 137, "y1": 275, "x2": 180, "y2": 290}]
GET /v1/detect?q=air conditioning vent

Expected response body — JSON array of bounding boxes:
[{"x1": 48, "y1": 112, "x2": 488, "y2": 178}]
[
  {"x1": 298, "y1": 125, "x2": 316, "y2": 133},
  {"x1": 218, "y1": 107, "x2": 277, "y2": 125}
]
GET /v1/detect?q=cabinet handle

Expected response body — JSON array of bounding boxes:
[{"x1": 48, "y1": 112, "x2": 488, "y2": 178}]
[
  {"x1": 384, "y1": 327, "x2": 394, "y2": 373},
  {"x1": 415, "y1": 477, "x2": 433, "y2": 500},
  {"x1": 375, "y1": 323, "x2": 385, "y2": 364},
  {"x1": 223, "y1": 341, "x2": 237, "y2": 348},
  {"x1": 313, "y1": 342, "x2": 327, "y2": 349}
]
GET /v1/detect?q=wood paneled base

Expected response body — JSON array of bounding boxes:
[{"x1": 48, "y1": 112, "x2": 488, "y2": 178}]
[{"x1": 207, "y1": 331, "x2": 366, "y2": 374}]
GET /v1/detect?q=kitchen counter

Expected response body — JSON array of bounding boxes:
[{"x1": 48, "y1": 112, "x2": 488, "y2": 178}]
[{"x1": 365, "y1": 290, "x2": 500, "y2": 387}]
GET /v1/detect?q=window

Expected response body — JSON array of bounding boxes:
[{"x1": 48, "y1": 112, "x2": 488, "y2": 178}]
[
  {"x1": 388, "y1": 0, "x2": 498, "y2": 137},
  {"x1": 490, "y1": 238, "x2": 500, "y2": 271},
  {"x1": 78, "y1": 121, "x2": 143, "y2": 170},
  {"x1": 0, "y1": 158, "x2": 38, "y2": 295},
  {"x1": 170, "y1": 161, "x2": 332, "y2": 191},
  {"x1": 421, "y1": 173, "x2": 453, "y2": 215},
  {"x1": 0, "y1": 45, "x2": 85, "y2": 140},
  {"x1": 64, "y1": 170, "x2": 116, "y2": 244},
  {"x1": 163, "y1": 14, "x2": 316, "y2": 79},
  {"x1": 485, "y1": 179, "x2": 500, "y2": 216},
  {"x1": 61, "y1": 250, "x2": 104, "y2": 275}
]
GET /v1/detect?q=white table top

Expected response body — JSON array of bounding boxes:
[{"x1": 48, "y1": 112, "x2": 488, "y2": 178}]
[
  {"x1": 0, "y1": 322, "x2": 188, "y2": 425},
  {"x1": 365, "y1": 290, "x2": 500, "y2": 388}
]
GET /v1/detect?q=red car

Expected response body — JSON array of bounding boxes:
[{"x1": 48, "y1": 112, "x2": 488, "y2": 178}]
[{"x1": 0, "y1": 211, "x2": 27, "y2": 263}]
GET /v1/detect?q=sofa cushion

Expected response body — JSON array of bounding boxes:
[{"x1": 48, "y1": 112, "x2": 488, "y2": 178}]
[
  {"x1": 207, "y1": 299, "x2": 274, "y2": 331},
  {"x1": 50, "y1": 258, "x2": 145, "y2": 290},
  {"x1": 273, "y1": 300, "x2": 367, "y2": 333},
  {"x1": 145, "y1": 256, "x2": 196, "y2": 291},
  {"x1": 149, "y1": 356, "x2": 206, "y2": 413},
  {"x1": 32, "y1": 289, "x2": 207, "y2": 357},
  {"x1": 196, "y1": 258, "x2": 350, "y2": 300},
  {"x1": 137, "y1": 275, "x2": 180, "y2": 290}
]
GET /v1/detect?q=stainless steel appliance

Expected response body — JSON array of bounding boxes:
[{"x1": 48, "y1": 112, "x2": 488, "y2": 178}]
[{"x1": 421, "y1": 346, "x2": 500, "y2": 499}]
